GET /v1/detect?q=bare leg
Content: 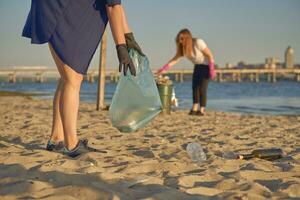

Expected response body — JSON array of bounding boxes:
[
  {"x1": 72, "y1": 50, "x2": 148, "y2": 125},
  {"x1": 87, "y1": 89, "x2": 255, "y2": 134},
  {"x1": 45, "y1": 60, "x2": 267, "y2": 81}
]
[
  {"x1": 49, "y1": 44, "x2": 82, "y2": 150},
  {"x1": 59, "y1": 65, "x2": 83, "y2": 150},
  {"x1": 49, "y1": 44, "x2": 64, "y2": 142},
  {"x1": 50, "y1": 80, "x2": 64, "y2": 142}
]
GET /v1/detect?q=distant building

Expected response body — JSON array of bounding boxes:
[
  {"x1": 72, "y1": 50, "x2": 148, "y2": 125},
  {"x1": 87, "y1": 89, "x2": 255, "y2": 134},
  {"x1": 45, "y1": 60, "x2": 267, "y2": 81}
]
[
  {"x1": 265, "y1": 57, "x2": 279, "y2": 69},
  {"x1": 237, "y1": 61, "x2": 246, "y2": 69},
  {"x1": 230, "y1": 46, "x2": 296, "y2": 69},
  {"x1": 233, "y1": 60, "x2": 263, "y2": 69},
  {"x1": 285, "y1": 46, "x2": 294, "y2": 69},
  {"x1": 265, "y1": 58, "x2": 271, "y2": 69},
  {"x1": 225, "y1": 62, "x2": 234, "y2": 69}
]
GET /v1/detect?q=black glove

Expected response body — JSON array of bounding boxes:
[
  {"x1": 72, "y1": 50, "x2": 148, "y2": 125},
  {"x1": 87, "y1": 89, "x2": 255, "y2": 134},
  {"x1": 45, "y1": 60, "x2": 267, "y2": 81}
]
[
  {"x1": 125, "y1": 32, "x2": 145, "y2": 56},
  {"x1": 116, "y1": 44, "x2": 136, "y2": 76}
]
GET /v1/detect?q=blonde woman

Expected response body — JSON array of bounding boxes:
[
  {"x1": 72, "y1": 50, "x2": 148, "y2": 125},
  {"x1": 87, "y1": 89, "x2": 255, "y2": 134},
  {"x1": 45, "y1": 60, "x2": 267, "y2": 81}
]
[
  {"x1": 22, "y1": 0, "x2": 143, "y2": 157},
  {"x1": 158, "y1": 29, "x2": 216, "y2": 115}
]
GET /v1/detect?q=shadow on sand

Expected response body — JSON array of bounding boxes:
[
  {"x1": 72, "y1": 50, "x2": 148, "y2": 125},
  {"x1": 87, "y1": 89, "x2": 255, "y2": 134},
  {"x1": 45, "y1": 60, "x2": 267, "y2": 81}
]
[{"x1": 0, "y1": 136, "x2": 216, "y2": 200}]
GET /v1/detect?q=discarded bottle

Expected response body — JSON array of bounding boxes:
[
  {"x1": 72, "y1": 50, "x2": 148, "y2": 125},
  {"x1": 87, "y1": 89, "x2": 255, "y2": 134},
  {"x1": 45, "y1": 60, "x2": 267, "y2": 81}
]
[
  {"x1": 186, "y1": 142, "x2": 207, "y2": 164},
  {"x1": 222, "y1": 151, "x2": 237, "y2": 160},
  {"x1": 238, "y1": 148, "x2": 284, "y2": 161}
]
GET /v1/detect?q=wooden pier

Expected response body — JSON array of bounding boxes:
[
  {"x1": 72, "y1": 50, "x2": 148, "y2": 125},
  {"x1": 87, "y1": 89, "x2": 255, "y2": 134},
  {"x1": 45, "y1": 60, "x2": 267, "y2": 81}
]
[{"x1": 0, "y1": 66, "x2": 299, "y2": 83}]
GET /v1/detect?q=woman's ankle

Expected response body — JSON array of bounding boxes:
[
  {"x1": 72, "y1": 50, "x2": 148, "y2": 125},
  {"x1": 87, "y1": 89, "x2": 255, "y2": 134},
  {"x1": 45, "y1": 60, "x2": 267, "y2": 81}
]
[
  {"x1": 192, "y1": 104, "x2": 199, "y2": 111},
  {"x1": 65, "y1": 140, "x2": 79, "y2": 151},
  {"x1": 50, "y1": 135, "x2": 64, "y2": 143},
  {"x1": 200, "y1": 107, "x2": 206, "y2": 113}
]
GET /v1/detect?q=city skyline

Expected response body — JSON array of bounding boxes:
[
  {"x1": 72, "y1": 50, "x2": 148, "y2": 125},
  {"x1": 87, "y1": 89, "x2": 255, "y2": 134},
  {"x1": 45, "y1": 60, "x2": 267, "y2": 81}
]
[{"x1": 0, "y1": 0, "x2": 299, "y2": 70}]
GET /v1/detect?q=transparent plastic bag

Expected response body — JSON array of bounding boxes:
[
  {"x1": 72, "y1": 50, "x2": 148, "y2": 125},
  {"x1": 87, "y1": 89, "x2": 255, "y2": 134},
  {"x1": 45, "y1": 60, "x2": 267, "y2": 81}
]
[{"x1": 109, "y1": 49, "x2": 162, "y2": 132}]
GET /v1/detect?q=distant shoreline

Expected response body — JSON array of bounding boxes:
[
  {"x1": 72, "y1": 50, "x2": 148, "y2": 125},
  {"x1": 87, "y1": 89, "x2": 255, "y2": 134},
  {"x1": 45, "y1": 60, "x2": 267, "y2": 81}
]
[{"x1": 1, "y1": 80, "x2": 300, "y2": 116}]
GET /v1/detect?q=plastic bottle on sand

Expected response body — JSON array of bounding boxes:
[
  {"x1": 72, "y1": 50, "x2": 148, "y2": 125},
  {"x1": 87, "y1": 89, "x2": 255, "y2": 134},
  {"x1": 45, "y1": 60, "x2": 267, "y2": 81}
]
[{"x1": 186, "y1": 142, "x2": 207, "y2": 164}]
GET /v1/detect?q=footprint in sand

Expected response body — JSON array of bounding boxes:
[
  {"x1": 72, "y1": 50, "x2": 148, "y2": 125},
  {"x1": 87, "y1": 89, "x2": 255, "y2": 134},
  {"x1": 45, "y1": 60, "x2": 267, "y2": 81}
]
[{"x1": 255, "y1": 179, "x2": 283, "y2": 192}]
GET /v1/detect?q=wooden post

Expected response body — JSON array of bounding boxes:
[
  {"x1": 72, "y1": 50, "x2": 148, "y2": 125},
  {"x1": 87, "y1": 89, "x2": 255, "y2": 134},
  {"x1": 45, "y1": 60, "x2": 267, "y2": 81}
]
[
  {"x1": 8, "y1": 72, "x2": 16, "y2": 83},
  {"x1": 273, "y1": 72, "x2": 277, "y2": 83},
  {"x1": 250, "y1": 73, "x2": 254, "y2": 82},
  {"x1": 87, "y1": 71, "x2": 95, "y2": 83},
  {"x1": 255, "y1": 72, "x2": 260, "y2": 83},
  {"x1": 220, "y1": 72, "x2": 224, "y2": 82},
  {"x1": 97, "y1": 29, "x2": 107, "y2": 111},
  {"x1": 35, "y1": 72, "x2": 44, "y2": 83},
  {"x1": 179, "y1": 72, "x2": 184, "y2": 82},
  {"x1": 175, "y1": 73, "x2": 179, "y2": 82},
  {"x1": 232, "y1": 72, "x2": 236, "y2": 82},
  {"x1": 114, "y1": 73, "x2": 119, "y2": 82},
  {"x1": 110, "y1": 73, "x2": 113, "y2": 83},
  {"x1": 217, "y1": 72, "x2": 222, "y2": 82},
  {"x1": 238, "y1": 72, "x2": 242, "y2": 82}
]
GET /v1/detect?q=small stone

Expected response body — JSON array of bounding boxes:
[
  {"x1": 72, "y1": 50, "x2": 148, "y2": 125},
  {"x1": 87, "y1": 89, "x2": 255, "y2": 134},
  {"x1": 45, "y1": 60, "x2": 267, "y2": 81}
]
[{"x1": 133, "y1": 150, "x2": 155, "y2": 158}]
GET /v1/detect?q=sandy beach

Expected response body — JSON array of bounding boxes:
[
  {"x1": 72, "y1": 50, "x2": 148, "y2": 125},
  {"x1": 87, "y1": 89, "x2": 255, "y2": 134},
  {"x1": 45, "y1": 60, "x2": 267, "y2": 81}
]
[{"x1": 0, "y1": 95, "x2": 299, "y2": 200}]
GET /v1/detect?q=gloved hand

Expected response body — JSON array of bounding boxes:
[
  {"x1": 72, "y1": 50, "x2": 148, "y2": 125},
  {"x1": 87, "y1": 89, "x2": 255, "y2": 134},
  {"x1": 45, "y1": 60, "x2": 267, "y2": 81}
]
[
  {"x1": 209, "y1": 61, "x2": 216, "y2": 80},
  {"x1": 116, "y1": 44, "x2": 136, "y2": 76},
  {"x1": 157, "y1": 64, "x2": 171, "y2": 74},
  {"x1": 125, "y1": 32, "x2": 145, "y2": 56}
]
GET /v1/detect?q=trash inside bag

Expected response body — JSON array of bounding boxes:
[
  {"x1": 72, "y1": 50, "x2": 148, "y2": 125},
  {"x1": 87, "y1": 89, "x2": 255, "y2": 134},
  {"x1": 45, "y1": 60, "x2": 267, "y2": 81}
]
[{"x1": 109, "y1": 49, "x2": 162, "y2": 133}]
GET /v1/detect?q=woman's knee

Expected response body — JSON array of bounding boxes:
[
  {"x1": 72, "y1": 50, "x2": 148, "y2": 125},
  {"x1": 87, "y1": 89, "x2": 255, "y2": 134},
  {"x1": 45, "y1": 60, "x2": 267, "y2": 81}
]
[
  {"x1": 200, "y1": 84, "x2": 208, "y2": 95},
  {"x1": 62, "y1": 76, "x2": 83, "y2": 89},
  {"x1": 61, "y1": 68, "x2": 83, "y2": 89},
  {"x1": 200, "y1": 87, "x2": 207, "y2": 95}
]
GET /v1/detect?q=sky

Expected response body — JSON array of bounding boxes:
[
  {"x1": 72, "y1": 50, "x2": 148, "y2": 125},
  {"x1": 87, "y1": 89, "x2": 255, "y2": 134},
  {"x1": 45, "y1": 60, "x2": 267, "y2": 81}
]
[{"x1": 0, "y1": 0, "x2": 299, "y2": 70}]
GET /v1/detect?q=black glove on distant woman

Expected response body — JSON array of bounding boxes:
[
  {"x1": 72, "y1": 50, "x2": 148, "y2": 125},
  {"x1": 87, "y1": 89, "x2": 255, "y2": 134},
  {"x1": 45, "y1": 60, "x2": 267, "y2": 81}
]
[
  {"x1": 125, "y1": 32, "x2": 145, "y2": 56},
  {"x1": 116, "y1": 44, "x2": 136, "y2": 76}
]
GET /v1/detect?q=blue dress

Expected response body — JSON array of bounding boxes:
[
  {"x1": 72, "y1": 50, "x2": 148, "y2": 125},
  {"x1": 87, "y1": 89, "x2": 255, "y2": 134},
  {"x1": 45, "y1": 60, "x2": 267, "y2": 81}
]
[{"x1": 22, "y1": 0, "x2": 121, "y2": 75}]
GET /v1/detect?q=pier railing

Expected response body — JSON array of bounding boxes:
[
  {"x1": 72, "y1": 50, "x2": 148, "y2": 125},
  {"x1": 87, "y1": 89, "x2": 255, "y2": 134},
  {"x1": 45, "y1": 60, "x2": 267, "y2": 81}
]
[{"x1": 0, "y1": 66, "x2": 299, "y2": 83}]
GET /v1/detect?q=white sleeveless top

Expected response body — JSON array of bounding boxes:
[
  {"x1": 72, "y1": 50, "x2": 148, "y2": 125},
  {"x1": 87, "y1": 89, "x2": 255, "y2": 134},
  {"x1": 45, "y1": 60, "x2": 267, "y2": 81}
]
[{"x1": 188, "y1": 38, "x2": 207, "y2": 65}]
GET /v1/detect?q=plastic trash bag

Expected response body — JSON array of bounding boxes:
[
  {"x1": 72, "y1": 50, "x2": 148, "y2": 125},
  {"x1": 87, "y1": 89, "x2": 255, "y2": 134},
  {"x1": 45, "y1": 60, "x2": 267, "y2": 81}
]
[{"x1": 109, "y1": 49, "x2": 162, "y2": 132}]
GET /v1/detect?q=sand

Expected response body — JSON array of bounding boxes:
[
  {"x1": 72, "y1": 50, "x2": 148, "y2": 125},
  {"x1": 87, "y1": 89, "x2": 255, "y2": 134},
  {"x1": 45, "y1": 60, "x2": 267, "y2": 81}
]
[{"x1": 0, "y1": 96, "x2": 299, "y2": 200}]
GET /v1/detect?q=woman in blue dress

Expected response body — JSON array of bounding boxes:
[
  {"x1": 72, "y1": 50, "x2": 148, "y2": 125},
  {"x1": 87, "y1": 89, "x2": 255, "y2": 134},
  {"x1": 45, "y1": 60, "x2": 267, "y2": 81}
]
[{"x1": 22, "y1": 0, "x2": 144, "y2": 157}]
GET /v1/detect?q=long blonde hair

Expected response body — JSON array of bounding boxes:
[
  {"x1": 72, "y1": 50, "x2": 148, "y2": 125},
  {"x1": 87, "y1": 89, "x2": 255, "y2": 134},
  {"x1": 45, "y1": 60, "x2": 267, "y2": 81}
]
[{"x1": 175, "y1": 29, "x2": 194, "y2": 59}]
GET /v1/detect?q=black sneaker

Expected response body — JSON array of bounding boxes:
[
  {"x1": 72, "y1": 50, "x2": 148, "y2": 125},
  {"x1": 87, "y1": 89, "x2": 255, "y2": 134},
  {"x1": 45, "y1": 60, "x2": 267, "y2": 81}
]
[
  {"x1": 189, "y1": 109, "x2": 198, "y2": 116},
  {"x1": 46, "y1": 140, "x2": 65, "y2": 152},
  {"x1": 64, "y1": 139, "x2": 107, "y2": 158},
  {"x1": 197, "y1": 111, "x2": 205, "y2": 116}
]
